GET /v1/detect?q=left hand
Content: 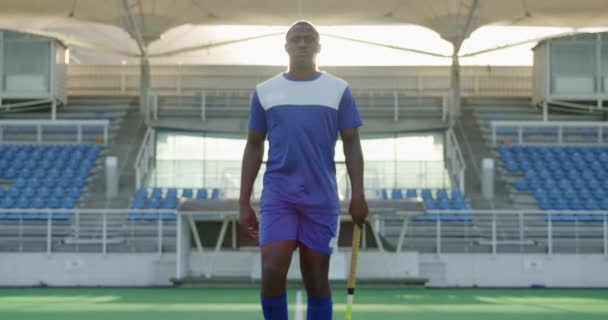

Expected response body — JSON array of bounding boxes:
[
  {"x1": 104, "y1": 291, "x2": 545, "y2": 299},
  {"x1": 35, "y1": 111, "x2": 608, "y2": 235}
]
[{"x1": 349, "y1": 194, "x2": 368, "y2": 227}]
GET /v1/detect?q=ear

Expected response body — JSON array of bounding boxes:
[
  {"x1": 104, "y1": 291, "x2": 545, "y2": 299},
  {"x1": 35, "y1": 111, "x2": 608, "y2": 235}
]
[{"x1": 316, "y1": 43, "x2": 322, "y2": 54}]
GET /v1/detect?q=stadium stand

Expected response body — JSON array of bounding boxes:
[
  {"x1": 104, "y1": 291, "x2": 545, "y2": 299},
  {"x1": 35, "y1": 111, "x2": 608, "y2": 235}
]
[
  {"x1": 128, "y1": 187, "x2": 223, "y2": 221},
  {"x1": 498, "y1": 144, "x2": 608, "y2": 222},
  {"x1": 378, "y1": 187, "x2": 472, "y2": 222},
  {"x1": 0, "y1": 143, "x2": 101, "y2": 221}
]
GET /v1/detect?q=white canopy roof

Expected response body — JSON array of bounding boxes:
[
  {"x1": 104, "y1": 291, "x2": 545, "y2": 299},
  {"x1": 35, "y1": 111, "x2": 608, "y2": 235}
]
[{"x1": 0, "y1": 0, "x2": 607, "y2": 63}]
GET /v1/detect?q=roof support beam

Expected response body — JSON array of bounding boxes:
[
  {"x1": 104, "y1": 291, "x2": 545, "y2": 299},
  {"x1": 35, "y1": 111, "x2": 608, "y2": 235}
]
[
  {"x1": 119, "y1": 0, "x2": 146, "y2": 56},
  {"x1": 321, "y1": 33, "x2": 451, "y2": 58},
  {"x1": 118, "y1": 0, "x2": 149, "y2": 115}
]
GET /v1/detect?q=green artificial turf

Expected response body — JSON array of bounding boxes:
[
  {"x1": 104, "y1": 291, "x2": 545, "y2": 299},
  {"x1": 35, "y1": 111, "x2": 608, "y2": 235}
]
[{"x1": 0, "y1": 287, "x2": 607, "y2": 320}]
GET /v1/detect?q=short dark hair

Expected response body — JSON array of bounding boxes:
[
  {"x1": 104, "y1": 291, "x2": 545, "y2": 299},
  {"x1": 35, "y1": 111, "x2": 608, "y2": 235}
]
[{"x1": 286, "y1": 20, "x2": 319, "y2": 41}]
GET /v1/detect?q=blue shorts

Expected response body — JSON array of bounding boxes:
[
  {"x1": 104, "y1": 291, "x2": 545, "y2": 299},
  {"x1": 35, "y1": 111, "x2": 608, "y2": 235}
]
[{"x1": 259, "y1": 206, "x2": 339, "y2": 255}]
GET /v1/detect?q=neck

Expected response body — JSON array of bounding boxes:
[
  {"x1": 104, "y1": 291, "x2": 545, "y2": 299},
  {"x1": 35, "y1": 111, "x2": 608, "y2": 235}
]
[{"x1": 287, "y1": 63, "x2": 318, "y2": 80}]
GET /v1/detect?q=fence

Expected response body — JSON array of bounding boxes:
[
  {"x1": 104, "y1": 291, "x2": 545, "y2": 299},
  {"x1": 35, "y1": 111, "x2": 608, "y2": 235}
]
[
  {"x1": 1, "y1": 209, "x2": 606, "y2": 257},
  {"x1": 491, "y1": 121, "x2": 608, "y2": 146},
  {"x1": 67, "y1": 65, "x2": 532, "y2": 97},
  {"x1": 0, "y1": 120, "x2": 109, "y2": 145}
]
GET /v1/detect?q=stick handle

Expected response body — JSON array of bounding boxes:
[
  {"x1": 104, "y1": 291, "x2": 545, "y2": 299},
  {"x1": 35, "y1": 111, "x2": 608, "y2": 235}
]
[{"x1": 345, "y1": 224, "x2": 362, "y2": 320}]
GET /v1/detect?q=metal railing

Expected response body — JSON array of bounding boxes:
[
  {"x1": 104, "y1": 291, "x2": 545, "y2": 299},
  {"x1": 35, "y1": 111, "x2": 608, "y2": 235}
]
[
  {"x1": 146, "y1": 90, "x2": 447, "y2": 122},
  {"x1": 445, "y1": 128, "x2": 466, "y2": 192},
  {"x1": 134, "y1": 126, "x2": 155, "y2": 189},
  {"x1": 67, "y1": 65, "x2": 532, "y2": 97},
  {"x1": 0, "y1": 119, "x2": 109, "y2": 145},
  {"x1": 0, "y1": 209, "x2": 176, "y2": 256},
  {"x1": 491, "y1": 121, "x2": 608, "y2": 146},
  {"x1": 2, "y1": 208, "x2": 606, "y2": 258}
]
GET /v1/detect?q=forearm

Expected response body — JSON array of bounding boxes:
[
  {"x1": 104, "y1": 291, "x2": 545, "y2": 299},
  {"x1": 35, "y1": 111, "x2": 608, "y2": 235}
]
[
  {"x1": 344, "y1": 139, "x2": 365, "y2": 197},
  {"x1": 239, "y1": 142, "x2": 264, "y2": 206}
]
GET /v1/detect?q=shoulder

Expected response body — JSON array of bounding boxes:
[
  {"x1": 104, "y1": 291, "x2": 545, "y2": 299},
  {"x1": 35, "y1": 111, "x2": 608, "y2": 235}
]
[
  {"x1": 318, "y1": 72, "x2": 349, "y2": 97},
  {"x1": 255, "y1": 73, "x2": 284, "y2": 93},
  {"x1": 319, "y1": 72, "x2": 348, "y2": 88}
]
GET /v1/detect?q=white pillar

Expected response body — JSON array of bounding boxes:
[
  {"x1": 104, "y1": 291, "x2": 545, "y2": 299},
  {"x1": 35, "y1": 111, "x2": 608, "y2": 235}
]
[
  {"x1": 105, "y1": 156, "x2": 119, "y2": 199},
  {"x1": 481, "y1": 158, "x2": 494, "y2": 199}
]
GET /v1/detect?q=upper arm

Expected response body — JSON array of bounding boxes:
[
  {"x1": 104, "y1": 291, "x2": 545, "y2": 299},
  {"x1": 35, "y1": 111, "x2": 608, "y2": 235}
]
[
  {"x1": 340, "y1": 127, "x2": 360, "y2": 146},
  {"x1": 338, "y1": 86, "x2": 362, "y2": 130},
  {"x1": 247, "y1": 129, "x2": 266, "y2": 147},
  {"x1": 248, "y1": 90, "x2": 267, "y2": 132}
]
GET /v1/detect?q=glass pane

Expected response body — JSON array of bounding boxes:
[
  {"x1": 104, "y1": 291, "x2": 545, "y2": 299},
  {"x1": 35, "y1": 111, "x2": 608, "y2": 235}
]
[
  {"x1": 3, "y1": 33, "x2": 50, "y2": 92},
  {"x1": 551, "y1": 41, "x2": 596, "y2": 94},
  {"x1": 153, "y1": 131, "x2": 450, "y2": 199}
]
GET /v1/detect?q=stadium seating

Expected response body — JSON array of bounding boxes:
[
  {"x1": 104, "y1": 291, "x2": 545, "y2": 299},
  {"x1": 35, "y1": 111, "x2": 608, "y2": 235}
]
[
  {"x1": 378, "y1": 187, "x2": 472, "y2": 222},
  {"x1": 128, "y1": 187, "x2": 222, "y2": 222},
  {"x1": 498, "y1": 145, "x2": 608, "y2": 222},
  {"x1": 0, "y1": 144, "x2": 100, "y2": 221}
]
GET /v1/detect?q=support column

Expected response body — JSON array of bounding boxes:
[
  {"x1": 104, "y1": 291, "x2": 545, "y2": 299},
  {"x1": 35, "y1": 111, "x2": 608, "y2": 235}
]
[
  {"x1": 139, "y1": 56, "x2": 150, "y2": 116},
  {"x1": 450, "y1": 52, "x2": 461, "y2": 125}
]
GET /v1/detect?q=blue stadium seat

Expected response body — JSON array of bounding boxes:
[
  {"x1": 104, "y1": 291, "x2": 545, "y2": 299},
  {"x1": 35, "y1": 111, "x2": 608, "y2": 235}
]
[
  {"x1": 211, "y1": 188, "x2": 221, "y2": 199},
  {"x1": 405, "y1": 189, "x2": 417, "y2": 199},
  {"x1": 151, "y1": 188, "x2": 163, "y2": 199},
  {"x1": 134, "y1": 188, "x2": 148, "y2": 200},
  {"x1": 196, "y1": 188, "x2": 208, "y2": 199},
  {"x1": 166, "y1": 188, "x2": 178, "y2": 199},
  {"x1": 182, "y1": 188, "x2": 194, "y2": 198},
  {"x1": 391, "y1": 189, "x2": 403, "y2": 200}
]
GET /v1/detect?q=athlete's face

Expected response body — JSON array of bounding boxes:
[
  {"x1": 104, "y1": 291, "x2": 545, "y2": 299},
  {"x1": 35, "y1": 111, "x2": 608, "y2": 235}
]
[{"x1": 285, "y1": 23, "x2": 320, "y2": 67}]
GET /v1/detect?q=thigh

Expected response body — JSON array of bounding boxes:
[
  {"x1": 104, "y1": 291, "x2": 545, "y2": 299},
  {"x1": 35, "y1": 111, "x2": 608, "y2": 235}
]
[
  {"x1": 299, "y1": 242, "x2": 331, "y2": 298},
  {"x1": 259, "y1": 208, "x2": 298, "y2": 247},
  {"x1": 297, "y1": 211, "x2": 339, "y2": 256}
]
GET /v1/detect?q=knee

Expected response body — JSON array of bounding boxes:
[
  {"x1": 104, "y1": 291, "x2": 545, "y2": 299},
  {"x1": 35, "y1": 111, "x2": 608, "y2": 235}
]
[
  {"x1": 262, "y1": 260, "x2": 289, "y2": 280},
  {"x1": 303, "y1": 270, "x2": 329, "y2": 297}
]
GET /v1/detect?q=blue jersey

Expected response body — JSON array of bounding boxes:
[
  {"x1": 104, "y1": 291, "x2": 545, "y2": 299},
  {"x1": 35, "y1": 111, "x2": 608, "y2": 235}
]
[{"x1": 248, "y1": 72, "x2": 362, "y2": 212}]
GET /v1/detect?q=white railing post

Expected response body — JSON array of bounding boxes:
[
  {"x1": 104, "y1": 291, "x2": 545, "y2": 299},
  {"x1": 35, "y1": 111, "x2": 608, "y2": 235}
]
[
  {"x1": 436, "y1": 217, "x2": 441, "y2": 255},
  {"x1": 176, "y1": 212, "x2": 183, "y2": 279},
  {"x1": 158, "y1": 216, "x2": 163, "y2": 257},
  {"x1": 102, "y1": 212, "x2": 107, "y2": 255},
  {"x1": 393, "y1": 91, "x2": 399, "y2": 122},
  {"x1": 604, "y1": 213, "x2": 608, "y2": 258},
  {"x1": 517, "y1": 127, "x2": 523, "y2": 144},
  {"x1": 77, "y1": 125, "x2": 82, "y2": 143},
  {"x1": 599, "y1": 127, "x2": 603, "y2": 144},
  {"x1": 558, "y1": 127, "x2": 563, "y2": 144},
  {"x1": 492, "y1": 122, "x2": 497, "y2": 146},
  {"x1": 492, "y1": 214, "x2": 497, "y2": 256},
  {"x1": 37, "y1": 125, "x2": 42, "y2": 143},
  {"x1": 201, "y1": 92, "x2": 206, "y2": 121},
  {"x1": 103, "y1": 123, "x2": 108, "y2": 146},
  {"x1": 153, "y1": 94, "x2": 158, "y2": 121},
  {"x1": 548, "y1": 215, "x2": 553, "y2": 256},
  {"x1": 442, "y1": 96, "x2": 449, "y2": 122},
  {"x1": 46, "y1": 211, "x2": 52, "y2": 257}
]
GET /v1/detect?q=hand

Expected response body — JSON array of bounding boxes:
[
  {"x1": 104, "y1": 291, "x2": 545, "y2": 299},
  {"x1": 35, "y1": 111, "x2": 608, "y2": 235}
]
[
  {"x1": 349, "y1": 194, "x2": 368, "y2": 227},
  {"x1": 239, "y1": 203, "x2": 259, "y2": 241}
]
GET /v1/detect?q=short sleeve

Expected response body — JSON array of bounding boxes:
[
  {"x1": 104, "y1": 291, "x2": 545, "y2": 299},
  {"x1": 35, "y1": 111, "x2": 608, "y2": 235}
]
[
  {"x1": 248, "y1": 91, "x2": 267, "y2": 132},
  {"x1": 338, "y1": 86, "x2": 362, "y2": 129}
]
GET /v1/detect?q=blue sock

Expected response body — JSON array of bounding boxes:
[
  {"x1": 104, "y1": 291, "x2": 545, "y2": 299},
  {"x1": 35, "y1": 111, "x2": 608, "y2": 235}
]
[
  {"x1": 261, "y1": 292, "x2": 288, "y2": 320},
  {"x1": 307, "y1": 295, "x2": 332, "y2": 320}
]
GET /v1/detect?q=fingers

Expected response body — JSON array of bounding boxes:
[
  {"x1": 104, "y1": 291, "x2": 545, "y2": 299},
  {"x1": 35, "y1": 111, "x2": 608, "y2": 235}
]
[{"x1": 248, "y1": 226, "x2": 259, "y2": 240}]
